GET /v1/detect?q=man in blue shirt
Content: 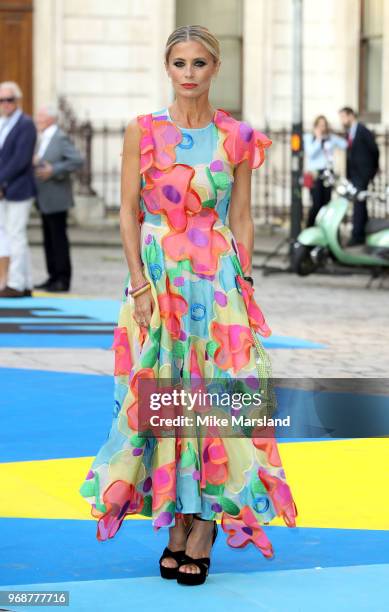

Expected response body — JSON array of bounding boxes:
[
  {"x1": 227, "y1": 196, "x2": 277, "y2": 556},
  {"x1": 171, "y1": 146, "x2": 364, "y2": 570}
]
[{"x1": 0, "y1": 81, "x2": 37, "y2": 297}]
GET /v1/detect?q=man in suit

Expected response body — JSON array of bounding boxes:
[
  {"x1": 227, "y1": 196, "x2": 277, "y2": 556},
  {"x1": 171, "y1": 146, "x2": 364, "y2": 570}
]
[
  {"x1": 0, "y1": 81, "x2": 37, "y2": 297},
  {"x1": 33, "y1": 104, "x2": 84, "y2": 292},
  {"x1": 339, "y1": 106, "x2": 380, "y2": 246}
]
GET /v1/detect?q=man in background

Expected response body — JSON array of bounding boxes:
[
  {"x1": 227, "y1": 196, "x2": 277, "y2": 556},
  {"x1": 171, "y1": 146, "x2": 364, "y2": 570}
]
[
  {"x1": 0, "y1": 81, "x2": 37, "y2": 297},
  {"x1": 34, "y1": 104, "x2": 84, "y2": 292},
  {"x1": 339, "y1": 106, "x2": 380, "y2": 246}
]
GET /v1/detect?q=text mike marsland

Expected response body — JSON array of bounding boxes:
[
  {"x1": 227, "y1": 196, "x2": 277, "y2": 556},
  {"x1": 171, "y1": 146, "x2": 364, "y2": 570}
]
[{"x1": 149, "y1": 414, "x2": 291, "y2": 428}]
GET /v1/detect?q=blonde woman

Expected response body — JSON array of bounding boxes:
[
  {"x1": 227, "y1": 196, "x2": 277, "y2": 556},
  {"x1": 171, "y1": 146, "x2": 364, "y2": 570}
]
[{"x1": 80, "y1": 25, "x2": 297, "y2": 586}]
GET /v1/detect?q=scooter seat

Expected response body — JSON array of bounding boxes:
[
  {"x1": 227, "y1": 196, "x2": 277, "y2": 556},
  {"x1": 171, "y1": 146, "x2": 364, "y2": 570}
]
[{"x1": 365, "y1": 218, "x2": 389, "y2": 235}]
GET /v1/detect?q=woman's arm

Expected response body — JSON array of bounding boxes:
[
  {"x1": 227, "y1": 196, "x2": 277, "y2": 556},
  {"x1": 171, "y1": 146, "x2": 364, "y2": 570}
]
[
  {"x1": 303, "y1": 133, "x2": 322, "y2": 159},
  {"x1": 331, "y1": 134, "x2": 348, "y2": 150},
  {"x1": 228, "y1": 160, "x2": 254, "y2": 276},
  {"x1": 120, "y1": 118, "x2": 147, "y2": 288},
  {"x1": 120, "y1": 118, "x2": 154, "y2": 326}
]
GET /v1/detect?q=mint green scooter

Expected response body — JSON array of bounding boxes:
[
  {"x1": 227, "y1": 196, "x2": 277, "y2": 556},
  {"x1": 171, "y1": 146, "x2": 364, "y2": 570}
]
[{"x1": 292, "y1": 173, "x2": 389, "y2": 281}]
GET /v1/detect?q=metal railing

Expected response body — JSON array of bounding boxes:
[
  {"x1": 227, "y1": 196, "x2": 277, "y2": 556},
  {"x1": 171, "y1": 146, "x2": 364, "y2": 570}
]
[{"x1": 59, "y1": 98, "x2": 389, "y2": 225}]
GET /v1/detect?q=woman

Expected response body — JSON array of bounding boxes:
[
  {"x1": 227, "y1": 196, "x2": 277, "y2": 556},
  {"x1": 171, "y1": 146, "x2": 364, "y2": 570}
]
[
  {"x1": 304, "y1": 115, "x2": 347, "y2": 227},
  {"x1": 79, "y1": 25, "x2": 297, "y2": 587}
]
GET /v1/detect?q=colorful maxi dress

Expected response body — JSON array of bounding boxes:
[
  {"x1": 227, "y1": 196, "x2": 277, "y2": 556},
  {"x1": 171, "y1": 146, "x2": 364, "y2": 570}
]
[{"x1": 79, "y1": 107, "x2": 298, "y2": 558}]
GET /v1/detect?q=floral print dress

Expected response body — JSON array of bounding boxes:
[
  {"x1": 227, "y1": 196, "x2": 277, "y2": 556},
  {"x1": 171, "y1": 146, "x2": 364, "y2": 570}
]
[{"x1": 79, "y1": 107, "x2": 298, "y2": 558}]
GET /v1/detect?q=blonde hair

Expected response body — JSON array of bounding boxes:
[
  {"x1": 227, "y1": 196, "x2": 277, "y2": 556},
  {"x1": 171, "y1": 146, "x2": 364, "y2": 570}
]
[
  {"x1": 165, "y1": 25, "x2": 220, "y2": 64},
  {"x1": 0, "y1": 81, "x2": 23, "y2": 99}
]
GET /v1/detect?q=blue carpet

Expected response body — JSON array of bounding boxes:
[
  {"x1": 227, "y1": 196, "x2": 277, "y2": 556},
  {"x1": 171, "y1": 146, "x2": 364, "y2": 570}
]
[
  {"x1": 1, "y1": 518, "x2": 388, "y2": 587},
  {"x1": 0, "y1": 297, "x2": 326, "y2": 349},
  {"x1": 2, "y1": 566, "x2": 389, "y2": 612},
  {"x1": 1, "y1": 368, "x2": 388, "y2": 462}
]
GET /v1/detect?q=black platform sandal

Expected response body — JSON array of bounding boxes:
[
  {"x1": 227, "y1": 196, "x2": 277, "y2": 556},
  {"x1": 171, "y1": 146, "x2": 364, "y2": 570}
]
[
  {"x1": 176, "y1": 514, "x2": 218, "y2": 586},
  {"x1": 159, "y1": 546, "x2": 187, "y2": 580},
  {"x1": 159, "y1": 515, "x2": 194, "y2": 579}
]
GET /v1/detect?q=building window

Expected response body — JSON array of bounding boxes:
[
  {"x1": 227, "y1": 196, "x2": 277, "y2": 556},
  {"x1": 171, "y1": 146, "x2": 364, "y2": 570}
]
[
  {"x1": 175, "y1": 0, "x2": 242, "y2": 116},
  {"x1": 359, "y1": 0, "x2": 383, "y2": 122}
]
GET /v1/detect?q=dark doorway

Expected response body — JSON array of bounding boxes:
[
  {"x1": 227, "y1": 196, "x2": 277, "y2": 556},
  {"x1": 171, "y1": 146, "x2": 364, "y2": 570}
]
[{"x1": 0, "y1": 0, "x2": 33, "y2": 116}]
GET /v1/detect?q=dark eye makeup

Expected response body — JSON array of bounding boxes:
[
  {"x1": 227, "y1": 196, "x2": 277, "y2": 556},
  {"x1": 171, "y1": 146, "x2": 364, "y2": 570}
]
[{"x1": 172, "y1": 59, "x2": 208, "y2": 68}]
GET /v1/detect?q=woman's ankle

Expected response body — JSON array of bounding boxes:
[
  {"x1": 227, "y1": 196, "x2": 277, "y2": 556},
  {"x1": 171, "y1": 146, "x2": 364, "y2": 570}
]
[{"x1": 185, "y1": 519, "x2": 215, "y2": 558}]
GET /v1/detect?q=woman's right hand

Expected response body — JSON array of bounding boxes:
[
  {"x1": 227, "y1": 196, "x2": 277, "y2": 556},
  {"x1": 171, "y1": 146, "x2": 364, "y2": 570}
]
[
  {"x1": 313, "y1": 127, "x2": 323, "y2": 140},
  {"x1": 133, "y1": 287, "x2": 155, "y2": 328}
]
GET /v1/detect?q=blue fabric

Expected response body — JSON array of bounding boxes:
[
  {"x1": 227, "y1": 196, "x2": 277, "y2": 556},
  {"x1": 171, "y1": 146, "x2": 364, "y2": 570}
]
[{"x1": 0, "y1": 112, "x2": 37, "y2": 201}]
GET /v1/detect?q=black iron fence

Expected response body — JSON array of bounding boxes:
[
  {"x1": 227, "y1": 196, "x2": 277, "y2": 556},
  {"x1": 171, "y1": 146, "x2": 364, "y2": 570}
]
[
  {"x1": 250, "y1": 127, "x2": 389, "y2": 225},
  {"x1": 60, "y1": 98, "x2": 389, "y2": 226}
]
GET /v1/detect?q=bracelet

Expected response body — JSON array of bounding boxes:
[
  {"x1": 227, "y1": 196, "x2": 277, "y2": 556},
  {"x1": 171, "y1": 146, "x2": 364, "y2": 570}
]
[
  {"x1": 243, "y1": 275, "x2": 254, "y2": 286},
  {"x1": 131, "y1": 283, "x2": 151, "y2": 298},
  {"x1": 129, "y1": 280, "x2": 150, "y2": 295}
]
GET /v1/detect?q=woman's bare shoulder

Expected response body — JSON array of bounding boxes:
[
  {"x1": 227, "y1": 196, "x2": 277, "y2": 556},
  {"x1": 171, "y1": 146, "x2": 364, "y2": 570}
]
[{"x1": 123, "y1": 117, "x2": 141, "y2": 148}]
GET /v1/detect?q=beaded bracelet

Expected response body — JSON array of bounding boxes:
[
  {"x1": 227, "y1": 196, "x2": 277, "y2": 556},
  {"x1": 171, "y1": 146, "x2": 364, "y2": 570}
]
[
  {"x1": 131, "y1": 283, "x2": 151, "y2": 298},
  {"x1": 128, "y1": 280, "x2": 150, "y2": 296}
]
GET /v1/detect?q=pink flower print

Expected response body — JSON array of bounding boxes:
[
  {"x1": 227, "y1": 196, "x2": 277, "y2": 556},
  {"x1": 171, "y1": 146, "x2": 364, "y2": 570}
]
[
  {"x1": 137, "y1": 114, "x2": 182, "y2": 173},
  {"x1": 157, "y1": 276, "x2": 188, "y2": 340},
  {"x1": 162, "y1": 207, "x2": 230, "y2": 276},
  {"x1": 258, "y1": 467, "x2": 298, "y2": 528},
  {"x1": 142, "y1": 165, "x2": 202, "y2": 231},
  {"x1": 236, "y1": 241, "x2": 250, "y2": 274},
  {"x1": 200, "y1": 437, "x2": 228, "y2": 488},
  {"x1": 210, "y1": 321, "x2": 254, "y2": 373},
  {"x1": 152, "y1": 461, "x2": 176, "y2": 512},
  {"x1": 126, "y1": 368, "x2": 155, "y2": 432},
  {"x1": 221, "y1": 505, "x2": 274, "y2": 557},
  {"x1": 97, "y1": 480, "x2": 144, "y2": 541},
  {"x1": 214, "y1": 108, "x2": 272, "y2": 169},
  {"x1": 111, "y1": 326, "x2": 133, "y2": 376},
  {"x1": 252, "y1": 434, "x2": 283, "y2": 467},
  {"x1": 236, "y1": 275, "x2": 271, "y2": 337}
]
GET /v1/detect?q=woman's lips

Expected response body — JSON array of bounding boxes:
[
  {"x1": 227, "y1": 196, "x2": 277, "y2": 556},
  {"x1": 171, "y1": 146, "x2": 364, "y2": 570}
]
[{"x1": 181, "y1": 83, "x2": 198, "y2": 89}]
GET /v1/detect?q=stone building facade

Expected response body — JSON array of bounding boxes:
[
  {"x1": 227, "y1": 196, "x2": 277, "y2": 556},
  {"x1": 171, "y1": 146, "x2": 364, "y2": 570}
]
[
  {"x1": 1, "y1": 0, "x2": 387, "y2": 216},
  {"x1": 31, "y1": 0, "x2": 389, "y2": 128}
]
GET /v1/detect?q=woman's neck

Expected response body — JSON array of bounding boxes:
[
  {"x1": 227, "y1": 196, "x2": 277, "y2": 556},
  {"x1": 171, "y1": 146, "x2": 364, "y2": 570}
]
[{"x1": 168, "y1": 96, "x2": 216, "y2": 129}]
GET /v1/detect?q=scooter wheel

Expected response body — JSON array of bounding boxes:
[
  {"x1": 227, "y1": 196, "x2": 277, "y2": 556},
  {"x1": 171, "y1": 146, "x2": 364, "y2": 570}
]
[{"x1": 292, "y1": 243, "x2": 317, "y2": 276}]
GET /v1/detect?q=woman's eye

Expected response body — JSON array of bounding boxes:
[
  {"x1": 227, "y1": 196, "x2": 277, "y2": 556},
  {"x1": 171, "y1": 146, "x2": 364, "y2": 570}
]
[{"x1": 172, "y1": 60, "x2": 206, "y2": 68}]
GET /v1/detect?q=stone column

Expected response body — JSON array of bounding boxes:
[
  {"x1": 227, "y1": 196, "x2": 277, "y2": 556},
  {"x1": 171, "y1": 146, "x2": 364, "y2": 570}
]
[
  {"x1": 33, "y1": 0, "x2": 62, "y2": 112},
  {"x1": 243, "y1": 0, "x2": 271, "y2": 127},
  {"x1": 381, "y1": 0, "x2": 389, "y2": 125}
]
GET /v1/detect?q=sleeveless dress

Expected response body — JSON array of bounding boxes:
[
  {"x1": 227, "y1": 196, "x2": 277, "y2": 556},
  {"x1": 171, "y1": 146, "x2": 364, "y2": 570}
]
[{"x1": 79, "y1": 107, "x2": 298, "y2": 558}]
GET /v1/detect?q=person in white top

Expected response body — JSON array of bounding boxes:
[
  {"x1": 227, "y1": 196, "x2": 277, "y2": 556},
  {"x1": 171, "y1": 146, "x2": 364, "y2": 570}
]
[
  {"x1": 303, "y1": 115, "x2": 347, "y2": 227},
  {"x1": 0, "y1": 81, "x2": 37, "y2": 297}
]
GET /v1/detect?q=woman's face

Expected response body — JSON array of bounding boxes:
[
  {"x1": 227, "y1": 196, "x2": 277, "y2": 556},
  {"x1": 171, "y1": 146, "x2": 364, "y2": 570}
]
[
  {"x1": 316, "y1": 118, "x2": 328, "y2": 133},
  {"x1": 165, "y1": 40, "x2": 220, "y2": 98}
]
